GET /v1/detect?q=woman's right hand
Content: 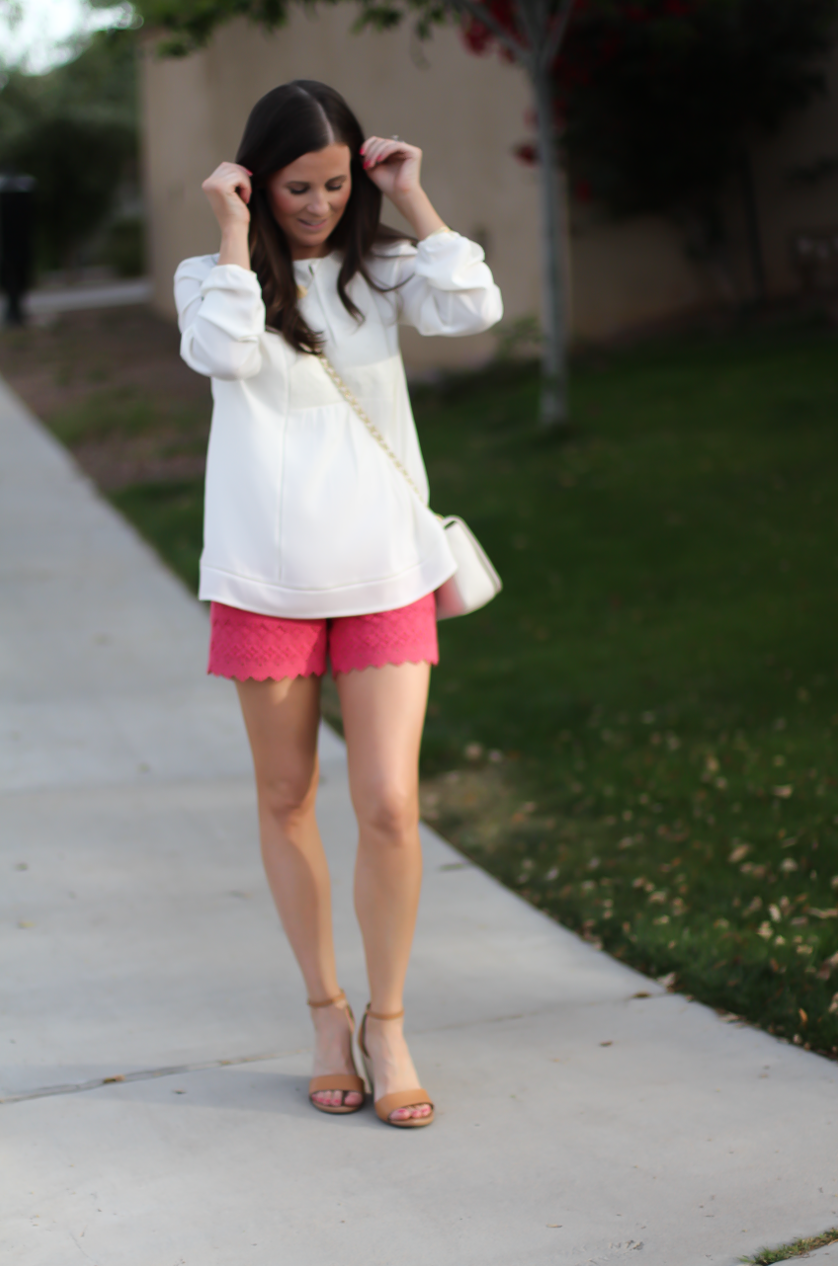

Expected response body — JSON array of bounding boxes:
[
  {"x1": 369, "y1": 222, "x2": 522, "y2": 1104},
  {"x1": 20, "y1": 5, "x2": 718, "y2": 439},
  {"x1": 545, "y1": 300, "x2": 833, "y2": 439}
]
[{"x1": 202, "y1": 162, "x2": 252, "y2": 231}]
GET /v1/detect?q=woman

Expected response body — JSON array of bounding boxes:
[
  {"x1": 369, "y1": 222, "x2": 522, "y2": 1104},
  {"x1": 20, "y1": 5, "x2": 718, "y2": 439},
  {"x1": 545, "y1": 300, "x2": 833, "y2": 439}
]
[{"x1": 175, "y1": 80, "x2": 502, "y2": 1128}]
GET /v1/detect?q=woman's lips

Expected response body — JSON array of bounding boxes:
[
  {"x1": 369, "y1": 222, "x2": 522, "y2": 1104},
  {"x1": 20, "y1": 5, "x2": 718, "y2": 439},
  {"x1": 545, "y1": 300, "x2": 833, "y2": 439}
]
[{"x1": 299, "y1": 218, "x2": 328, "y2": 230}]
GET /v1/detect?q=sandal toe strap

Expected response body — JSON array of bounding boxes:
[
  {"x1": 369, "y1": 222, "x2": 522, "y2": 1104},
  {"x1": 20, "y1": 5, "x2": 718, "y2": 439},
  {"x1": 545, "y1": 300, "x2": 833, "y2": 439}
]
[
  {"x1": 309, "y1": 1074, "x2": 365, "y2": 1095},
  {"x1": 374, "y1": 1088, "x2": 433, "y2": 1121}
]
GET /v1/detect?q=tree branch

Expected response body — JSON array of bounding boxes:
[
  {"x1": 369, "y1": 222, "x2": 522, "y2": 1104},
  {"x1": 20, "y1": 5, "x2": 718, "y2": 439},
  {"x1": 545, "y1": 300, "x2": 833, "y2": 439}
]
[
  {"x1": 446, "y1": 0, "x2": 532, "y2": 69},
  {"x1": 541, "y1": 0, "x2": 576, "y2": 71},
  {"x1": 512, "y1": 0, "x2": 539, "y2": 53},
  {"x1": 509, "y1": 0, "x2": 537, "y2": 51}
]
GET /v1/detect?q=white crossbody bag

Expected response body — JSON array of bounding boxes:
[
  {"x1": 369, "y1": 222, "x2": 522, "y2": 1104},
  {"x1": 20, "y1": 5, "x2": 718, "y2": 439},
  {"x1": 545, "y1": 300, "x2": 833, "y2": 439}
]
[{"x1": 317, "y1": 352, "x2": 502, "y2": 619}]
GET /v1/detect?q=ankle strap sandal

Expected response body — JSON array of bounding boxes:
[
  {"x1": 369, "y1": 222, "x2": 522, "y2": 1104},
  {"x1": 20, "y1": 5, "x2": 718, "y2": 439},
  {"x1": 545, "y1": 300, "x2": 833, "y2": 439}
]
[
  {"x1": 358, "y1": 1004, "x2": 435, "y2": 1128},
  {"x1": 306, "y1": 990, "x2": 365, "y2": 1115}
]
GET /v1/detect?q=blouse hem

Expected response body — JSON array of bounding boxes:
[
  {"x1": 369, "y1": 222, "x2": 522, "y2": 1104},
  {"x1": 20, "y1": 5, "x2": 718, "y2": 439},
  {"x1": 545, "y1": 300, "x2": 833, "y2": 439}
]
[{"x1": 198, "y1": 548, "x2": 457, "y2": 620}]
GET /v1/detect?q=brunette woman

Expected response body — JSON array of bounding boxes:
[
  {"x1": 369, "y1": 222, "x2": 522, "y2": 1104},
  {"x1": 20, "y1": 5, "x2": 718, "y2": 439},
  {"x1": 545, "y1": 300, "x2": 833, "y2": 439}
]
[{"x1": 175, "y1": 80, "x2": 502, "y2": 1127}]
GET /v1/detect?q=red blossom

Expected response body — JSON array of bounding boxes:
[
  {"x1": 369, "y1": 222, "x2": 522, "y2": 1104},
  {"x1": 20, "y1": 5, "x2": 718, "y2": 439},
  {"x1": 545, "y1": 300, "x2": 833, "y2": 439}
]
[
  {"x1": 514, "y1": 142, "x2": 538, "y2": 166},
  {"x1": 463, "y1": 0, "x2": 710, "y2": 165},
  {"x1": 460, "y1": 0, "x2": 520, "y2": 56}
]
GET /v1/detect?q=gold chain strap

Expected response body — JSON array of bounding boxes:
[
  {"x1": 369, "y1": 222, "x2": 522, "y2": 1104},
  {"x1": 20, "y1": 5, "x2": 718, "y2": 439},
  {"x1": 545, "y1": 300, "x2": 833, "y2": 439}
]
[{"x1": 315, "y1": 351, "x2": 425, "y2": 502}]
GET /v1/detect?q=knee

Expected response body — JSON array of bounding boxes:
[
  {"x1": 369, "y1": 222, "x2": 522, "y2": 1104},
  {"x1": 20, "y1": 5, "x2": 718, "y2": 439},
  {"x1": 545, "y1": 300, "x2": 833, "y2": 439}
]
[
  {"x1": 258, "y1": 764, "x2": 318, "y2": 833},
  {"x1": 358, "y1": 784, "x2": 418, "y2": 846}
]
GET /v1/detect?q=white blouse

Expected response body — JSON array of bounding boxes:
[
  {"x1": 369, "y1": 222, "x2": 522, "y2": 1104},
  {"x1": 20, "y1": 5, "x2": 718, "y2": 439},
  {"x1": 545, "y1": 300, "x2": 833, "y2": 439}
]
[{"x1": 174, "y1": 231, "x2": 503, "y2": 618}]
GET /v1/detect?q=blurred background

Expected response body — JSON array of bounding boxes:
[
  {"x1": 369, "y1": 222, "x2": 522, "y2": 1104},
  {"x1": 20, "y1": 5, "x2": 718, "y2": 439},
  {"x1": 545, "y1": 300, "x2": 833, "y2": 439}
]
[
  {"x1": 4, "y1": 1, "x2": 838, "y2": 355},
  {"x1": 0, "y1": 1, "x2": 142, "y2": 287},
  {"x1": 2, "y1": 0, "x2": 837, "y2": 1060}
]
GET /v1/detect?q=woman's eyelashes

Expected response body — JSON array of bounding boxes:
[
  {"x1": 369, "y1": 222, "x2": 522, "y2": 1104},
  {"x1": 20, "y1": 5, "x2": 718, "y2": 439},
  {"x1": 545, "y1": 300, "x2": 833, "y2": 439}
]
[{"x1": 287, "y1": 181, "x2": 346, "y2": 196}]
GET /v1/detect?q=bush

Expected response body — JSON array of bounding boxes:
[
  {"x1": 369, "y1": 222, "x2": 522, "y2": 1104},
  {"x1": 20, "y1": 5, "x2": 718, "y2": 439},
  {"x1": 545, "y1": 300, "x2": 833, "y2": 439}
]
[
  {"x1": 103, "y1": 215, "x2": 145, "y2": 278},
  {"x1": 0, "y1": 30, "x2": 139, "y2": 273}
]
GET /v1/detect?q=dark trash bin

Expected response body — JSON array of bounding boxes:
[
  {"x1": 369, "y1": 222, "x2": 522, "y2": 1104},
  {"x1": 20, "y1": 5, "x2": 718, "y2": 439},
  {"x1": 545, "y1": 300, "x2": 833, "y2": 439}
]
[{"x1": 0, "y1": 174, "x2": 36, "y2": 326}]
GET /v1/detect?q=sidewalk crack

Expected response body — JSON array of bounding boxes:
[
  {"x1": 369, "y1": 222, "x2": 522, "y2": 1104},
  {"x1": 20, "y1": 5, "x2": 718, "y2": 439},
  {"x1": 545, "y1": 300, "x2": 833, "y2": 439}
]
[{"x1": 1, "y1": 1048, "x2": 305, "y2": 1105}]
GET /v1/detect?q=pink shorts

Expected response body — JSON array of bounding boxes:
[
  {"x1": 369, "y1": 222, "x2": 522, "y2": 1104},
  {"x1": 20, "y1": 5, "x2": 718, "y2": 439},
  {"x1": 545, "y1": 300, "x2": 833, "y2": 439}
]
[{"x1": 207, "y1": 593, "x2": 439, "y2": 681}]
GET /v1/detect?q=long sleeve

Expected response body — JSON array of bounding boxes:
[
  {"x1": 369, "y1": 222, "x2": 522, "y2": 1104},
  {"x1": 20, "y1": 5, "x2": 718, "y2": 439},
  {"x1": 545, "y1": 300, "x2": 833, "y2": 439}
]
[
  {"x1": 174, "y1": 257, "x2": 265, "y2": 380},
  {"x1": 373, "y1": 231, "x2": 503, "y2": 337}
]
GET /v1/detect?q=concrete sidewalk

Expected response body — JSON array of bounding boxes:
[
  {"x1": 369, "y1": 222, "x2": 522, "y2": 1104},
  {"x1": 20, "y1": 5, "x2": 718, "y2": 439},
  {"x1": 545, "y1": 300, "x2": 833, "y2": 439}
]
[
  {"x1": 1, "y1": 377, "x2": 836, "y2": 1266},
  {"x1": 24, "y1": 277, "x2": 153, "y2": 319}
]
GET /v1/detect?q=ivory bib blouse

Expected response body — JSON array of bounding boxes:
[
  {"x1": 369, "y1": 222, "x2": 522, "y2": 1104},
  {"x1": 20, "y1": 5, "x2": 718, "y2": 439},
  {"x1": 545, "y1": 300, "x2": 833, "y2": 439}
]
[{"x1": 174, "y1": 230, "x2": 503, "y2": 618}]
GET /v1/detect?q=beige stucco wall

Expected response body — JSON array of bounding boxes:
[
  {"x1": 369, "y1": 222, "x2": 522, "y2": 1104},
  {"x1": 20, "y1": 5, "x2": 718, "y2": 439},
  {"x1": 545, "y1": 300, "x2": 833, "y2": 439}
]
[{"x1": 140, "y1": 13, "x2": 838, "y2": 359}]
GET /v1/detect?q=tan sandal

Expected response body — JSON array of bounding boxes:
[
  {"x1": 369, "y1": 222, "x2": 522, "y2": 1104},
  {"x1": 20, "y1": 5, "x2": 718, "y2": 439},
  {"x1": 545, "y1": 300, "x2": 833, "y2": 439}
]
[
  {"x1": 358, "y1": 1004, "x2": 435, "y2": 1129},
  {"x1": 307, "y1": 990, "x2": 365, "y2": 1115}
]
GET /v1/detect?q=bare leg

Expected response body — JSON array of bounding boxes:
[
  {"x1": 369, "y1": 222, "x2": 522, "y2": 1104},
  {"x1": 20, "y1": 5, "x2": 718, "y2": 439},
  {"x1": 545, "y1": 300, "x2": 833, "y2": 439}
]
[
  {"x1": 236, "y1": 676, "x2": 362, "y2": 1109},
  {"x1": 337, "y1": 661, "x2": 432, "y2": 1122}
]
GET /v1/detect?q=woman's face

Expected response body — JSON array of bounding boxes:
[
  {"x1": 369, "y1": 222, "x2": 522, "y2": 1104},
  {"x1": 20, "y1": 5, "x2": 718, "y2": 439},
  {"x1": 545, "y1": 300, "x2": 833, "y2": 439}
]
[{"x1": 266, "y1": 144, "x2": 353, "y2": 259}]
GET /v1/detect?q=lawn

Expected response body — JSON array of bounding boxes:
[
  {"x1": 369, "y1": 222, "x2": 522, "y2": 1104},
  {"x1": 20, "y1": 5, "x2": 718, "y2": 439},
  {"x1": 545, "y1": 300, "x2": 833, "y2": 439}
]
[
  {"x1": 414, "y1": 323, "x2": 838, "y2": 1061},
  {"x1": 3, "y1": 308, "x2": 837, "y2": 1058}
]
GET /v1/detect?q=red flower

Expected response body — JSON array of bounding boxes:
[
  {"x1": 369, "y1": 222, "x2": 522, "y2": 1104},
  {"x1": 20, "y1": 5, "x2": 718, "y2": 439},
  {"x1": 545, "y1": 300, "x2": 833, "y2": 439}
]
[{"x1": 514, "y1": 142, "x2": 538, "y2": 166}]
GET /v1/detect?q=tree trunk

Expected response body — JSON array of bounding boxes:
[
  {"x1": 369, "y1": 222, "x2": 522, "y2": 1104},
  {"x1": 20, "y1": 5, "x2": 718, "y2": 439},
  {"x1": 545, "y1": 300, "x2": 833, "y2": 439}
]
[{"x1": 532, "y1": 61, "x2": 568, "y2": 428}]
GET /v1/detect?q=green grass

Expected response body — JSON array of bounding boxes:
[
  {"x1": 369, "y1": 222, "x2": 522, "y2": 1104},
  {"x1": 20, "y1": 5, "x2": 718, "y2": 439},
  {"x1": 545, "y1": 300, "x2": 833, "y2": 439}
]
[
  {"x1": 742, "y1": 1226, "x2": 838, "y2": 1262},
  {"x1": 49, "y1": 387, "x2": 209, "y2": 451},
  {"x1": 412, "y1": 320, "x2": 838, "y2": 1059},
  {"x1": 76, "y1": 317, "x2": 838, "y2": 1058}
]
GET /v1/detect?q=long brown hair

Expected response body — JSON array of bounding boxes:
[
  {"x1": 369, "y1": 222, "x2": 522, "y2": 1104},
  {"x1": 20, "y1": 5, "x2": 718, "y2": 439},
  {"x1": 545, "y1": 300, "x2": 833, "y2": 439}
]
[{"x1": 235, "y1": 80, "x2": 409, "y2": 353}]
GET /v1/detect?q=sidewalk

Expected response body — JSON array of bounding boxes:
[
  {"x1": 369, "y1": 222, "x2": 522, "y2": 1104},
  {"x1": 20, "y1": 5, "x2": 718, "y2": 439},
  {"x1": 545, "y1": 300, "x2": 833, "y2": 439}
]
[
  {"x1": 1, "y1": 376, "x2": 836, "y2": 1266},
  {"x1": 24, "y1": 277, "x2": 153, "y2": 319}
]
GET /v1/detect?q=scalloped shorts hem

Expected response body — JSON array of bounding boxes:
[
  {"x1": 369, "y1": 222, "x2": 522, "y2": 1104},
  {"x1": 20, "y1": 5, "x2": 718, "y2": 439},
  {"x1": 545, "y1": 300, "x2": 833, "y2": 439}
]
[{"x1": 207, "y1": 592, "x2": 439, "y2": 682}]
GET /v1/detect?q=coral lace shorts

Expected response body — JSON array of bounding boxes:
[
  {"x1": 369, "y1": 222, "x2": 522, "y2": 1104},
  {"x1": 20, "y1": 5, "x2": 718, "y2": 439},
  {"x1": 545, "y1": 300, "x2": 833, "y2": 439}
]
[{"x1": 208, "y1": 593, "x2": 439, "y2": 682}]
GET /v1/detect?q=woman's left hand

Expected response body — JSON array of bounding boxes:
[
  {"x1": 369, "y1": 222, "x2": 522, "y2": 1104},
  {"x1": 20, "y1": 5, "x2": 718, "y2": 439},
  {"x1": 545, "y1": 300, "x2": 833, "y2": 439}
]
[{"x1": 360, "y1": 136, "x2": 423, "y2": 203}]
